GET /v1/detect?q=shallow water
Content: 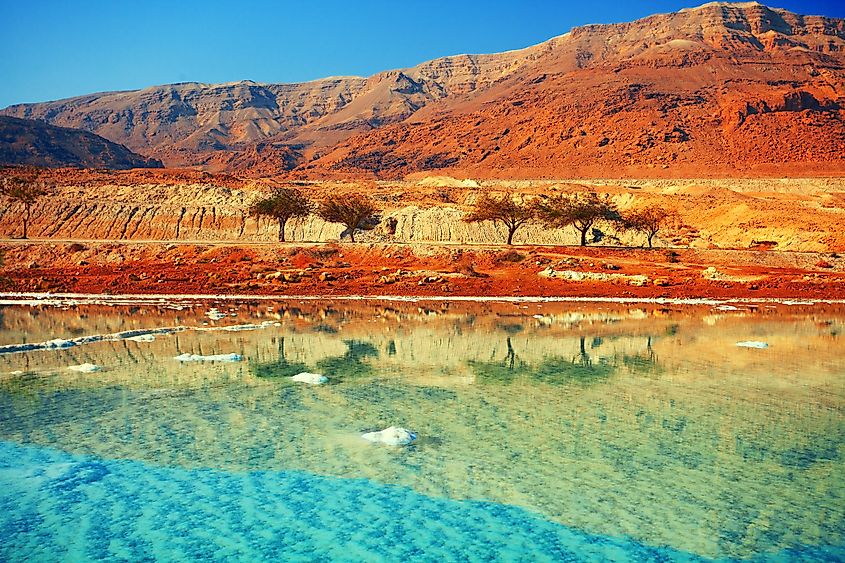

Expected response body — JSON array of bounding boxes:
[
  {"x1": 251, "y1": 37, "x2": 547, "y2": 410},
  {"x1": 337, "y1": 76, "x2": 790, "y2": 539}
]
[{"x1": 0, "y1": 300, "x2": 843, "y2": 561}]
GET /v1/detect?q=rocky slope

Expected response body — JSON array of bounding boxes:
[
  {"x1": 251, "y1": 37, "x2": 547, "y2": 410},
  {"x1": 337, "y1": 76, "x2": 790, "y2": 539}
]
[
  {"x1": 309, "y1": 2, "x2": 845, "y2": 178},
  {"x1": 0, "y1": 116, "x2": 163, "y2": 169},
  {"x1": 2, "y1": 2, "x2": 843, "y2": 177}
]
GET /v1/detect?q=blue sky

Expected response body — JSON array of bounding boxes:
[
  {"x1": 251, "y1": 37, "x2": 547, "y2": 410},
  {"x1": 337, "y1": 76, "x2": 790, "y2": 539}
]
[{"x1": 1, "y1": 0, "x2": 843, "y2": 108}]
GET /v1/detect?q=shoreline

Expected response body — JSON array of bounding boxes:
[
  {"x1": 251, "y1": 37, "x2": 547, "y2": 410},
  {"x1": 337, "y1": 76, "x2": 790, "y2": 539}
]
[{"x1": 1, "y1": 291, "x2": 841, "y2": 307}]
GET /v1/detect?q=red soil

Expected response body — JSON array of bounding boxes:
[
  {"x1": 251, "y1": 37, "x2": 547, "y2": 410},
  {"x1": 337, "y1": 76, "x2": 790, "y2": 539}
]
[{"x1": 2, "y1": 242, "x2": 843, "y2": 300}]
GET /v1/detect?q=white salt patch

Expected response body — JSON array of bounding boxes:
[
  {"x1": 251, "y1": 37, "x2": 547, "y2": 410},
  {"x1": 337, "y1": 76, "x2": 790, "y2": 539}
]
[
  {"x1": 67, "y1": 363, "x2": 101, "y2": 373},
  {"x1": 198, "y1": 321, "x2": 276, "y2": 332},
  {"x1": 125, "y1": 334, "x2": 156, "y2": 342},
  {"x1": 2, "y1": 291, "x2": 845, "y2": 308},
  {"x1": 290, "y1": 372, "x2": 328, "y2": 385},
  {"x1": 736, "y1": 341, "x2": 769, "y2": 349},
  {"x1": 206, "y1": 308, "x2": 227, "y2": 320},
  {"x1": 362, "y1": 426, "x2": 417, "y2": 446},
  {"x1": 174, "y1": 353, "x2": 242, "y2": 362}
]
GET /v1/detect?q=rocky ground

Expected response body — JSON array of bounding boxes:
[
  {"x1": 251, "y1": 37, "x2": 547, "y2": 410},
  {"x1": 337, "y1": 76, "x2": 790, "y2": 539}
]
[{"x1": 1, "y1": 241, "x2": 843, "y2": 300}]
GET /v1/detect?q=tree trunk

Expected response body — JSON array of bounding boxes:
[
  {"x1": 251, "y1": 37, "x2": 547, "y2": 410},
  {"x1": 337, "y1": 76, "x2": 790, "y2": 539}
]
[
  {"x1": 507, "y1": 227, "x2": 515, "y2": 245},
  {"x1": 349, "y1": 229, "x2": 355, "y2": 243},
  {"x1": 278, "y1": 218, "x2": 286, "y2": 242},
  {"x1": 23, "y1": 203, "x2": 30, "y2": 239},
  {"x1": 579, "y1": 228, "x2": 587, "y2": 246},
  {"x1": 647, "y1": 232, "x2": 655, "y2": 248}
]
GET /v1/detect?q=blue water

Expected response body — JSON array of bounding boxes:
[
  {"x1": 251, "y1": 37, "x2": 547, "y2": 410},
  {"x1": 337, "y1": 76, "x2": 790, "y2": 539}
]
[
  {"x1": 1, "y1": 301, "x2": 844, "y2": 561},
  {"x1": 3, "y1": 441, "x2": 841, "y2": 563},
  {"x1": 0, "y1": 441, "x2": 700, "y2": 562}
]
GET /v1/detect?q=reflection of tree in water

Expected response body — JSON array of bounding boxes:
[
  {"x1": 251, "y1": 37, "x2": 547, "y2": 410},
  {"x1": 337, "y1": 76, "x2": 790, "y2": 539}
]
[
  {"x1": 468, "y1": 337, "x2": 527, "y2": 384},
  {"x1": 532, "y1": 336, "x2": 615, "y2": 386},
  {"x1": 316, "y1": 340, "x2": 379, "y2": 380},
  {"x1": 621, "y1": 336, "x2": 661, "y2": 375},
  {"x1": 470, "y1": 335, "x2": 660, "y2": 385},
  {"x1": 251, "y1": 337, "x2": 308, "y2": 378}
]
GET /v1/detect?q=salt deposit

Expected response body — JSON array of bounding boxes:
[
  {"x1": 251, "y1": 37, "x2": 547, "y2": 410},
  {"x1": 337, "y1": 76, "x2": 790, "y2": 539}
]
[
  {"x1": 174, "y1": 353, "x2": 243, "y2": 362},
  {"x1": 0, "y1": 327, "x2": 186, "y2": 355},
  {"x1": 736, "y1": 341, "x2": 769, "y2": 349},
  {"x1": 67, "y1": 363, "x2": 101, "y2": 373},
  {"x1": 206, "y1": 308, "x2": 227, "y2": 320},
  {"x1": 362, "y1": 426, "x2": 417, "y2": 446},
  {"x1": 125, "y1": 334, "x2": 156, "y2": 342},
  {"x1": 291, "y1": 372, "x2": 328, "y2": 385}
]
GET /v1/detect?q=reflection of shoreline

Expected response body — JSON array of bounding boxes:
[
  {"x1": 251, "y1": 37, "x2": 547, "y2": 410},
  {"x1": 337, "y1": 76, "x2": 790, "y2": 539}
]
[{"x1": 1, "y1": 300, "x2": 842, "y2": 392}]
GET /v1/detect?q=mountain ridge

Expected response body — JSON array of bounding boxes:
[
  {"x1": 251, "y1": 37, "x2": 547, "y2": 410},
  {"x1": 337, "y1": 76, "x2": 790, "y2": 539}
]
[{"x1": 2, "y1": 1, "x2": 844, "y2": 177}]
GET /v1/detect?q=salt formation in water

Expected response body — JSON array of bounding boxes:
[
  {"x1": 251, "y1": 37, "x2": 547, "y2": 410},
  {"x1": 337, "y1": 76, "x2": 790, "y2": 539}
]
[
  {"x1": 291, "y1": 372, "x2": 328, "y2": 385},
  {"x1": 0, "y1": 338, "x2": 74, "y2": 353},
  {"x1": 362, "y1": 426, "x2": 417, "y2": 446},
  {"x1": 174, "y1": 353, "x2": 243, "y2": 362},
  {"x1": 199, "y1": 321, "x2": 279, "y2": 332},
  {"x1": 67, "y1": 363, "x2": 101, "y2": 373},
  {"x1": 126, "y1": 334, "x2": 156, "y2": 342},
  {"x1": 0, "y1": 327, "x2": 184, "y2": 355},
  {"x1": 736, "y1": 341, "x2": 769, "y2": 349},
  {"x1": 206, "y1": 308, "x2": 227, "y2": 320}
]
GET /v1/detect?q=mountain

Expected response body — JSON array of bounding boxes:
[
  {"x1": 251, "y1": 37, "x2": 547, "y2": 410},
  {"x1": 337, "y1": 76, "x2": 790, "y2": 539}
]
[
  {"x1": 2, "y1": 2, "x2": 844, "y2": 177},
  {"x1": 0, "y1": 116, "x2": 163, "y2": 169}
]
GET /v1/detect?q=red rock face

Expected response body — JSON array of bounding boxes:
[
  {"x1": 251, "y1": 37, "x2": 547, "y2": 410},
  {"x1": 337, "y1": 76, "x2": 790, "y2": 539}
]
[
  {"x1": 306, "y1": 3, "x2": 845, "y2": 178},
  {"x1": 2, "y1": 2, "x2": 844, "y2": 177}
]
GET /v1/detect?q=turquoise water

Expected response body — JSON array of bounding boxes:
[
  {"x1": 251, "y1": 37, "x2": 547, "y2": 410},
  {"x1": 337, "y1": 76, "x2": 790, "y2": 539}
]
[{"x1": 0, "y1": 300, "x2": 843, "y2": 561}]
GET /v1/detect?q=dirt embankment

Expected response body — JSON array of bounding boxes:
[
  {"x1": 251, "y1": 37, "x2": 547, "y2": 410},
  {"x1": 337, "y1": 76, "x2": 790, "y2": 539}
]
[
  {"x1": 1, "y1": 169, "x2": 844, "y2": 252},
  {"x1": 1, "y1": 241, "x2": 843, "y2": 300}
]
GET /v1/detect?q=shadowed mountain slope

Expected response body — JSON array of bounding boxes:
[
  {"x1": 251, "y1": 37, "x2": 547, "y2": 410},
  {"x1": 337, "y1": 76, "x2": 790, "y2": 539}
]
[{"x1": 0, "y1": 116, "x2": 163, "y2": 169}]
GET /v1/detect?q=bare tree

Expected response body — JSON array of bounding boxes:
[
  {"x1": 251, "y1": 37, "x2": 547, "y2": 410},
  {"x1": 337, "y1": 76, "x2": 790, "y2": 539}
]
[
  {"x1": 0, "y1": 173, "x2": 52, "y2": 239},
  {"x1": 249, "y1": 187, "x2": 313, "y2": 242},
  {"x1": 625, "y1": 206, "x2": 679, "y2": 248},
  {"x1": 317, "y1": 195, "x2": 379, "y2": 242},
  {"x1": 540, "y1": 192, "x2": 622, "y2": 246},
  {"x1": 463, "y1": 193, "x2": 535, "y2": 245}
]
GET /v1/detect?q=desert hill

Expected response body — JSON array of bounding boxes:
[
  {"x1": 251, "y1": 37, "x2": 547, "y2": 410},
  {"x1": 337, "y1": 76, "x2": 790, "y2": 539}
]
[
  {"x1": 2, "y1": 2, "x2": 844, "y2": 177},
  {"x1": 0, "y1": 116, "x2": 163, "y2": 169}
]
